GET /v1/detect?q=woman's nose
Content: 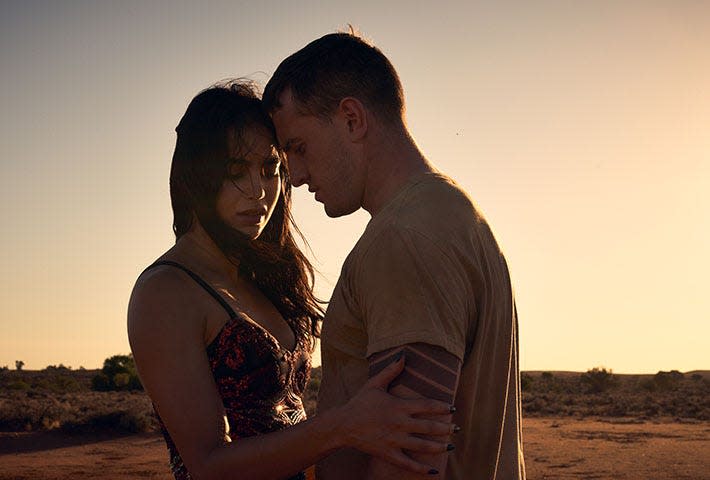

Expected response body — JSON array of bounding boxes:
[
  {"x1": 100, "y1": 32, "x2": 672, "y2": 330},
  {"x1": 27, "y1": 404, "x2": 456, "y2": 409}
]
[{"x1": 246, "y1": 173, "x2": 266, "y2": 200}]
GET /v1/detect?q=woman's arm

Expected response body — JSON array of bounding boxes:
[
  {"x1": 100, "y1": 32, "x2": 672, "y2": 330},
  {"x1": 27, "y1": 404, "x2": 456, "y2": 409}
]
[
  {"x1": 128, "y1": 269, "x2": 453, "y2": 480},
  {"x1": 198, "y1": 359, "x2": 453, "y2": 479}
]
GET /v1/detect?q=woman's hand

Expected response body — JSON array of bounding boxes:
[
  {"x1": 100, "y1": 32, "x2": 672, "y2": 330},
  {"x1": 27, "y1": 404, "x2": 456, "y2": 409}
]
[{"x1": 333, "y1": 356, "x2": 455, "y2": 474}]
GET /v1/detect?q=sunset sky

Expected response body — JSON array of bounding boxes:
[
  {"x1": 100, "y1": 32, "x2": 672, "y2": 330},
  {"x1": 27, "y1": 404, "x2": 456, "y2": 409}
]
[{"x1": 1, "y1": 1, "x2": 708, "y2": 373}]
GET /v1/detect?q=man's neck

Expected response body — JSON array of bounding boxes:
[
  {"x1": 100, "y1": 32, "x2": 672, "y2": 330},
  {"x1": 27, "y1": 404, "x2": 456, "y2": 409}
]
[{"x1": 361, "y1": 128, "x2": 436, "y2": 216}]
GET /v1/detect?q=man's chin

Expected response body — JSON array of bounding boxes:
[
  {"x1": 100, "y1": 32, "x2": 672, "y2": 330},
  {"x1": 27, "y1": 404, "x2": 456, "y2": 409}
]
[{"x1": 323, "y1": 202, "x2": 359, "y2": 218}]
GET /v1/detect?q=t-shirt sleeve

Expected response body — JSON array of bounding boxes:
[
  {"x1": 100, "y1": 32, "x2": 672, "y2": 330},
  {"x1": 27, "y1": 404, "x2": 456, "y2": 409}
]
[{"x1": 356, "y1": 225, "x2": 471, "y2": 361}]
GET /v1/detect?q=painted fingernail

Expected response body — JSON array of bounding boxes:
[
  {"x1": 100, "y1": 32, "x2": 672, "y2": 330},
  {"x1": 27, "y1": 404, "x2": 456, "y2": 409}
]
[
  {"x1": 446, "y1": 443, "x2": 455, "y2": 451},
  {"x1": 449, "y1": 405, "x2": 457, "y2": 413},
  {"x1": 428, "y1": 468, "x2": 439, "y2": 475},
  {"x1": 453, "y1": 425, "x2": 461, "y2": 433}
]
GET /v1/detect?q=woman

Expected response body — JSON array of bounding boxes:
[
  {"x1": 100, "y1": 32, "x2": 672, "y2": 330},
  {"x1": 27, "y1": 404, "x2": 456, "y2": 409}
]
[{"x1": 128, "y1": 81, "x2": 454, "y2": 480}]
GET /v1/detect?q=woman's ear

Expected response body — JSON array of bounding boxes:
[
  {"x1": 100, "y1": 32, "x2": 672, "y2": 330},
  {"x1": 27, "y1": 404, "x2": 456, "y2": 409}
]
[{"x1": 337, "y1": 97, "x2": 368, "y2": 141}]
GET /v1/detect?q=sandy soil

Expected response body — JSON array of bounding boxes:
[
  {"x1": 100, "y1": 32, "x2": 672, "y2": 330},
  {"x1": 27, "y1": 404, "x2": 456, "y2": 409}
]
[
  {"x1": 0, "y1": 417, "x2": 708, "y2": 479},
  {"x1": 522, "y1": 418, "x2": 709, "y2": 480}
]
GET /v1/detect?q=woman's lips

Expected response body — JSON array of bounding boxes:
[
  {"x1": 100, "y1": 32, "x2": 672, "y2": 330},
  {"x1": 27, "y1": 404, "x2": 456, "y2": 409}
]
[{"x1": 235, "y1": 211, "x2": 265, "y2": 225}]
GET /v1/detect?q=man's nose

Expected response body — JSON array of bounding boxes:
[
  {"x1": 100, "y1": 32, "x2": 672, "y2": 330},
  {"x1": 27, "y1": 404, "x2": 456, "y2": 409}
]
[{"x1": 288, "y1": 155, "x2": 308, "y2": 187}]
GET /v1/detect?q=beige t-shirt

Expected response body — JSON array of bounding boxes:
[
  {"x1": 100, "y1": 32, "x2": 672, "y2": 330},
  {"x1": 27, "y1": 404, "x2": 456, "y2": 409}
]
[{"x1": 317, "y1": 173, "x2": 525, "y2": 480}]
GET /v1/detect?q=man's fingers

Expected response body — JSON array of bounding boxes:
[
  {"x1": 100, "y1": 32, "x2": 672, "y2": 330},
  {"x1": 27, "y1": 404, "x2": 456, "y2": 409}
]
[
  {"x1": 365, "y1": 354, "x2": 405, "y2": 389},
  {"x1": 385, "y1": 449, "x2": 439, "y2": 476},
  {"x1": 404, "y1": 417, "x2": 454, "y2": 436},
  {"x1": 400, "y1": 435, "x2": 451, "y2": 454}
]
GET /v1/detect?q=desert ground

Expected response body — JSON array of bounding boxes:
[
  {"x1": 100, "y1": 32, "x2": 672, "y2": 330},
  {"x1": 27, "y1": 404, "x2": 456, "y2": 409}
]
[
  {"x1": 1, "y1": 365, "x2": 708, "y2": 478},
  {"x1": 1, "y1": 417, "x2": 708, "y2": 479}
]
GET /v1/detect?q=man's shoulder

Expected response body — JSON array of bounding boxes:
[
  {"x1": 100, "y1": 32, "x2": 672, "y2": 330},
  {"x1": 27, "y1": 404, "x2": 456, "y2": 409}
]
[
  {"x1": 343, "y1": 172, "x2": 499, "y2": 280},
  {"x1": 398, "y1": 173, "x2": 479, "y2": 223},
  {"x1": 370, "y1": 173, "x2": 486, "y2": 244}
]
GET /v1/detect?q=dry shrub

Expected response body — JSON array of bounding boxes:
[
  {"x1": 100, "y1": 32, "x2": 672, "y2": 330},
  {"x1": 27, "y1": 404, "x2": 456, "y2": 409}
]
[
  {"x1": 2, "y1": 366, "x2": 708, "y2": 436},
  {"x1": 60, "y1": 410, "x2": 154, "y2": 434},
  {"x1": 522, "y1": 370, "x2": 710, "y2": 420},
  {"x1": 581, "y1": 367, "x2": 617, "y2": 394},
  {"x1": 0, "y1": 390, "x2": 157, "y2": 434}
]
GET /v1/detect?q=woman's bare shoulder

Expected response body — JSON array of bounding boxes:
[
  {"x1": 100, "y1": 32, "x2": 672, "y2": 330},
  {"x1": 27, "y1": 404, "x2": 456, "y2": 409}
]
[
  {"x1": 127, "y1": 262, "x2": 204, "y2": 347},
  {"x1": 133, "y1": 262, "x2": 190, "y2": 292},
  {"x1": 131, "y1": 262, "x2": 194, "y2": 307}
]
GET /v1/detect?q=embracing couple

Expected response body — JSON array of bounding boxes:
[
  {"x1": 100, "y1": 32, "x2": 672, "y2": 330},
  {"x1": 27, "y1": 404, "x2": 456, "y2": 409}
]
[{"x1": 128, "y1": 31, "x2": 525, "y2": 480}]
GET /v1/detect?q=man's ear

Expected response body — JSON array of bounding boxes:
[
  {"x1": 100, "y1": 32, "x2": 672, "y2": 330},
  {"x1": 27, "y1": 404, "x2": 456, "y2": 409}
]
[{"x1": 337, "y1": 97, "x2": 368, "y2": 141}]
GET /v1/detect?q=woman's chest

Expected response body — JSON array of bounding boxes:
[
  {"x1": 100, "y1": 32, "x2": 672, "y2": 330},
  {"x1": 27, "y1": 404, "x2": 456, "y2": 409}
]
[
  {"x1": 208, "y1": 318, "x2": 309, "y2": 387},
  {"x1": 203, "y1": 283, "x2": 297, "y2": 353}
]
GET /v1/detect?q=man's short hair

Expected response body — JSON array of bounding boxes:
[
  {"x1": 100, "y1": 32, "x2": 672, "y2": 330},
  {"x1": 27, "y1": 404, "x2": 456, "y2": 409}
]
[{"x1": 263, "y1": 32, "x2": 404, "y2": 124}]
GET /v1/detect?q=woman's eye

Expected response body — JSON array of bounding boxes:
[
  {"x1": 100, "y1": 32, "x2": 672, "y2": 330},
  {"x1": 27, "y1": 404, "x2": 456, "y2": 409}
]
[
  {"x1": 295, "y1": 144, "x2": 305, "y2": 155},
  {"x1": 228, "y1": 163, "x2": 248, "y2": 179}
]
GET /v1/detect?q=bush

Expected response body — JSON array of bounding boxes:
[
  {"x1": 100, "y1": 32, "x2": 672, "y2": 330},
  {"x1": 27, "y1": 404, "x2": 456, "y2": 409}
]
[
  {"x1": 44, "y1": 364, "x2": 71, "y2": 372},
  {"x1": 7, "y1": 380, "x2": 31, "y2": 391},
  {"x1": 92, "y1": 373, "x2": 112, "y2": 391},
  {"x1": 52, "y1": 375, "x2": 81, "y2": 392},
  {"x1": 113, "y1": 373, "x2": 130, "y2": 388},
  {"x1": 520, "y1": 373, "x2": 533, "y2": 392},
  {"x1": 640, "y1": 378, "x2": 657, "y2": 392},
  {"x1": 91, "y1": 354, "x2": 142, "y2": 391},
  {"x1": 0, "y1": 389, "x2": 158, "y2": 434},
  {"x1": 653, "y1": 370, "x2": 684, "y2": 391},
  {"x1": 37, "y1": 378, "x2": 74, "y2": 393},
  {"x1": 581, "y1": 367, "x2": 616, "y2": 394},
  {"x1": 0, "y1": 396, "x2": 66, "y2": 431},
  {"x1": 61, "y1": 410, "x2": 153, "y2": 434}
]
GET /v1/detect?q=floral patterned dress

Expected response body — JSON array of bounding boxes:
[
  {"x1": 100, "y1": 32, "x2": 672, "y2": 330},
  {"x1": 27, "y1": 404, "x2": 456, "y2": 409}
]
[{"x1": 147, "y1": 261, "x2": 311, "y2": 480}]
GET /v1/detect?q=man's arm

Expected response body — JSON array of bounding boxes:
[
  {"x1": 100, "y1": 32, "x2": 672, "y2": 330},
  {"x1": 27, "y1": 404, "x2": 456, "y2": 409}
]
[{"x1": 367, "y1": 343, "x2": 462, "y2": 479}]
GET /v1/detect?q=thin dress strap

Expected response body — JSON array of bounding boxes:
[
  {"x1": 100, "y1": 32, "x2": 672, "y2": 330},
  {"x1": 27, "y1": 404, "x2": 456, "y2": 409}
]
[{"x1": 144, "y1": 260, "x2": 237, "y2": 318}]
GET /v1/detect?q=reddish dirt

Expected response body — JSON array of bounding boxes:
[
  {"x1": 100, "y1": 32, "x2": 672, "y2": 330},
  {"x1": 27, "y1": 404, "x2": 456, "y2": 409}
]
[
  {"x1": 0, "y1": 417, "x2": 708, "y2": 479},
  {"x1": 522, "y1": 418, "x2": 709, "y2": 479},
  {"x1": 0, "y1": 432, "x2": 171, "y2": 480}
]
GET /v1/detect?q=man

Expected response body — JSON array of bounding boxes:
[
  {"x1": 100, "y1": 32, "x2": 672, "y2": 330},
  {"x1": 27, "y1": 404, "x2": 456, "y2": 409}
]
[{"x1": 263, "y1": 32, "x2": 526, "y2": 480}]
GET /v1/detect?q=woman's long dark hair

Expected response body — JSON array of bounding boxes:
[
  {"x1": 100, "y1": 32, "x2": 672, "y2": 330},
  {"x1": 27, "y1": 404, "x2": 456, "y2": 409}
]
[{"x1": 170, "y1": 80, "x2": 322, "y2": 350}]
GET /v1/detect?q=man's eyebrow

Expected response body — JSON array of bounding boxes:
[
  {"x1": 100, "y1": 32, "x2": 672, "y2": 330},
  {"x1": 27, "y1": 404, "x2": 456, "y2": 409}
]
[{"x1": 281, "y1": 138, "x2": 298, "y2": 153}]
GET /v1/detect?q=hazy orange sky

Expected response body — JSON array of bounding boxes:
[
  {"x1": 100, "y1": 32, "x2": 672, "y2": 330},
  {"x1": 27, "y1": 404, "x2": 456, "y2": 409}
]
[{"x1": 1, "y1": 1, "x2": 708, "y2": 373}]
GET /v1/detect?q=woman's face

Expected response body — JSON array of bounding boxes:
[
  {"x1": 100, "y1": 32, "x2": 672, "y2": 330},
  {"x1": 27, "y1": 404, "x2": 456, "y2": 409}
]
[{"x1": 215, "y1": 126, "x2": 282, "y2": 240}]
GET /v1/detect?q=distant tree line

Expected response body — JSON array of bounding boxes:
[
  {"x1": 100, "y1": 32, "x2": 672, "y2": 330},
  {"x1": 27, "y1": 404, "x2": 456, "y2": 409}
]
[{"x1": 520, "y1": 367, "x2": 709, "y2": 419}]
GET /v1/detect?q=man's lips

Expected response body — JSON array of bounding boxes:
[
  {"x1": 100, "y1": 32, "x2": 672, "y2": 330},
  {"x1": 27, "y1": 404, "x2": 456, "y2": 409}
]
[{"x1": 308, "y1": 186, "x2": 322, "y2": 202}]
